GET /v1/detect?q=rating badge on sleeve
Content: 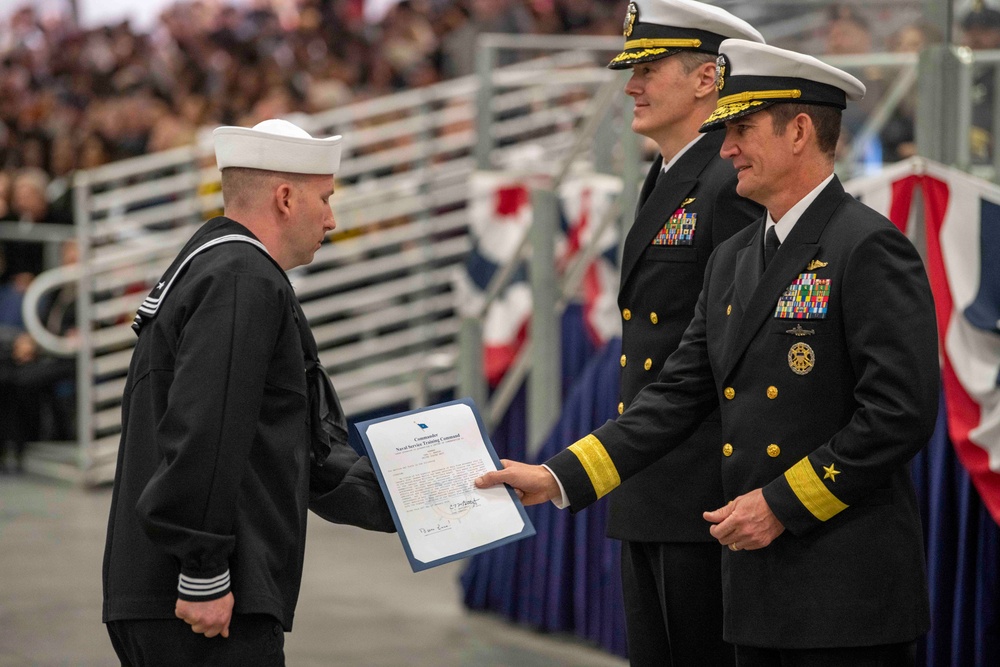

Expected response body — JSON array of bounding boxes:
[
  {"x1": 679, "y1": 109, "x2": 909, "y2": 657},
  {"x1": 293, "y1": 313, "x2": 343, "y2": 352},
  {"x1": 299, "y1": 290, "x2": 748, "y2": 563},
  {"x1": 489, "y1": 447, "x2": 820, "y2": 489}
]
[
  {"x1": 652, "y1": 208, "x2": 697, "y2": 246},
  {"x1": 774, "y1": 273, "x2": 831, "y2": 319}
]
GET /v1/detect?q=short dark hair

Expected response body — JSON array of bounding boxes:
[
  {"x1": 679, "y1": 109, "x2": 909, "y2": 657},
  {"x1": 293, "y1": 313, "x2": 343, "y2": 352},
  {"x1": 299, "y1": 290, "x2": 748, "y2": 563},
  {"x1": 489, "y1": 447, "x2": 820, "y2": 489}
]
[
  {"x1": 766, "y1": 104, "x2": 842, "y2": 156},
  {"x1": 674, "y1": 51, "x2": 717, "y2": 75}
]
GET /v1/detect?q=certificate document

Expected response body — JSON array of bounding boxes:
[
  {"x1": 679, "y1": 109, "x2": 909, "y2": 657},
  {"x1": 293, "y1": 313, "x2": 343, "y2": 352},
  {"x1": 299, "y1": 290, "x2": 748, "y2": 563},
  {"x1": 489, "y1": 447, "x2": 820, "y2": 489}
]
[{"x1": 355, "y1": 398, "x2": 535, "y2": 572}]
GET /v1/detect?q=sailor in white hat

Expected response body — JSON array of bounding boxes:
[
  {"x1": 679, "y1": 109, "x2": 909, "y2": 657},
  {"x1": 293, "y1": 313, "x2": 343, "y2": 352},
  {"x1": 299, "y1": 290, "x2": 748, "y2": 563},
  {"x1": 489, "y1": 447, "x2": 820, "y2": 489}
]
[
  {"x1": 105, "y1": 118, "x2": 395, "y2": 665},
  {"x1": 477, "y1": 39, "x2": 937, "y2": 667},
  {"x1": 212, "y1": 118, "x2": 343, "y2": 269}
]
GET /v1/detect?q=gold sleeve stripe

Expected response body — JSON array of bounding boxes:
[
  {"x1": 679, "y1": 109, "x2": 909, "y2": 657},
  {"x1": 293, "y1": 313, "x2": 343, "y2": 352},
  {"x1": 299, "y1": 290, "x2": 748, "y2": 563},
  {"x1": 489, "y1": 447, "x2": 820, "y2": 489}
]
[
  {"x1": 784, "y1": 457, "x2": 848, "y2": 521},
  {"x1": 568, "y1": 435, "x2": 621, "y2": 500}
]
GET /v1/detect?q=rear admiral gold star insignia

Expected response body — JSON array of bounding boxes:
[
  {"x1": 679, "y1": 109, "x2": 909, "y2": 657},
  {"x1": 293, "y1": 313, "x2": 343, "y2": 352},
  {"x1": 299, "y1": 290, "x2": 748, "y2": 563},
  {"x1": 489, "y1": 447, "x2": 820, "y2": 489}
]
[
  {"x1": 823, "y1": 464, "x2": 841, "y2": 481},
  {"x1": 807, "y1": 260, "x2": 828, "y2": 271}
]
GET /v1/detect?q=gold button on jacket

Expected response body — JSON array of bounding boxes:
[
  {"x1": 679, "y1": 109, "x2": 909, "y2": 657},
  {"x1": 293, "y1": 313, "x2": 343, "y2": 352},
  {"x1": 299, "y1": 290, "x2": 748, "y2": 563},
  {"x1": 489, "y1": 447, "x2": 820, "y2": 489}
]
[
  {"x1": 644, "y1": 358, "x2": 653, "y2": 371},
  {"x1": 649, "y1": 312, "x2": 658, "y2": 324},
  {"x1": 622, "y1": 308, "x2": 632, "y2": 321},
  {"x1": 620, "y1": 355, "x2": 627, "y2": 367},
  {"x1": 618, "y1": 401, "x2": 624, "y2": 415},
  {"x1": 767, "y1": 386, "x2": 778, "y2": 399},
  {"x1": 723, "y1": 443, "x2": 733, "y2": 457},
  {"x1": 724, "y1": 387, "x2": 735, "y2": 400},
  {"x1": 767, "y1": 444, "x2": 781, "y2": 458}
]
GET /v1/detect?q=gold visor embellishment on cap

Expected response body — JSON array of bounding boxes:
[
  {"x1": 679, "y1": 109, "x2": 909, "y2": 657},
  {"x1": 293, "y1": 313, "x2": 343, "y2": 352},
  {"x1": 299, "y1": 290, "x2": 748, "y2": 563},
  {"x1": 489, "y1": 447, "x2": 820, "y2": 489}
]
[
  {"x1": 703, "y1": 100, "x2": 765, "y2": 124},
  {"x1": 610, "y1": 48, "x2": 669, "y2": 65}
]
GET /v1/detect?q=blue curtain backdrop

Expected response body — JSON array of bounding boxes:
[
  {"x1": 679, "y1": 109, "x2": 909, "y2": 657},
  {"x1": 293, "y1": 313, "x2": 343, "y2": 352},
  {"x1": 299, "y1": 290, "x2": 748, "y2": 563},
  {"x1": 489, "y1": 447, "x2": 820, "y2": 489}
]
[
  {"x1": 461, "y1": 304, "x2": 626, "y2": 656},
  {"x1": 461, "y1": 308, "x2": 1000, "y2": 665}
]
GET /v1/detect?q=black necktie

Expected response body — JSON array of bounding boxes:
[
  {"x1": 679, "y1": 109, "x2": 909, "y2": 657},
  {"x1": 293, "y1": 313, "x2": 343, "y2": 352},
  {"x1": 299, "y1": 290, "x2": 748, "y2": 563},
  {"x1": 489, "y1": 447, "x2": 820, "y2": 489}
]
[{"x1": 764, "y1": 225, "x2": 781, "y2": 269}]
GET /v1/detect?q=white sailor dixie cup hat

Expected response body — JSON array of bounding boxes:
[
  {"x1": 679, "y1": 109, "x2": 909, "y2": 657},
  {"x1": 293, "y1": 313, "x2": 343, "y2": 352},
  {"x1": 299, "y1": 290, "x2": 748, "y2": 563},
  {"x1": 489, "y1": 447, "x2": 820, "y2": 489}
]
[
  {"x1": 213, "y1": 118, "x2": 343, "y2": 175},
  {"x1": 700, "y1": 39, "x2": 866, "y2": 132},
  {"x1": 608, "y1": 0, "x2": 764, "y2": 70}
]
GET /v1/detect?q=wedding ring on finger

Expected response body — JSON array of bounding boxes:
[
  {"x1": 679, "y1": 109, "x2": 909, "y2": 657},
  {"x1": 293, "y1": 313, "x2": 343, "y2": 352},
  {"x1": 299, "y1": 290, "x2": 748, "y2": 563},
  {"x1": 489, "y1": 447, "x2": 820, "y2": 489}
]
[{"x1": 729, "y1": 543, "x2": 740, "y2": 551}]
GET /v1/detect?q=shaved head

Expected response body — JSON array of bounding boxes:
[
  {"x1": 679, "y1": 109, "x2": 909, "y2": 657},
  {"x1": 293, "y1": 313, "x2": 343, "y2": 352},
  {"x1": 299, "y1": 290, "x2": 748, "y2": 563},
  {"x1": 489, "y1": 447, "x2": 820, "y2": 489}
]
[{"x1": 221, "y1": 168, "x2": 311, "y2": 209}]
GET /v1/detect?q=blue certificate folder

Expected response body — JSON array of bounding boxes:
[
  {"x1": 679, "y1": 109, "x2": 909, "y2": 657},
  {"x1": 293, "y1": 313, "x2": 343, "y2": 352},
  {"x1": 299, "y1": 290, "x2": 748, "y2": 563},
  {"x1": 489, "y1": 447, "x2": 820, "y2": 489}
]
[{"x1": 354, "y1": 397, "x2": 535, "y2": 572}]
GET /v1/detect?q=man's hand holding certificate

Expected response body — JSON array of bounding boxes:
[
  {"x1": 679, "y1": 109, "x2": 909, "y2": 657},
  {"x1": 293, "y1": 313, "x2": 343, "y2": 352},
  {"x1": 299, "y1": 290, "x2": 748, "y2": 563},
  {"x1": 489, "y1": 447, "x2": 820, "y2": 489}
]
[{"x1": 356, "y1": 399, "x2": 534, "y2": 571}]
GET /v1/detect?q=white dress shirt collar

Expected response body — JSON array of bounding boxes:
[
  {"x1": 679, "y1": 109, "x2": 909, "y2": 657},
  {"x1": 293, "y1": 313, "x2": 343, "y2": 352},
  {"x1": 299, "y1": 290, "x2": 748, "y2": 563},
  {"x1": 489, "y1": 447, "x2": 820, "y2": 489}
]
[
  {"x1": 661, "y1": 134, "x2": 706, "y2": 175},
  {"x1": 764, "y1": 173, "x2": 835, "y2": 245}
]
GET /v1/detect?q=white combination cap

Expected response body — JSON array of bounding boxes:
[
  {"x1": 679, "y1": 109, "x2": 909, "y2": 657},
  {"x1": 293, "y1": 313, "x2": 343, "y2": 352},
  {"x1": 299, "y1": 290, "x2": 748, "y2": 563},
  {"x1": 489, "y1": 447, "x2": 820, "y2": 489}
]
[
  {"x1": 701, "y1": 39, "x2": 866, "y2": 131},
  {"x1": 213, "y1": 118, "x2": 343, "y2": 175},
  {"x1": 609, "y1": 0, "x2": 764, "y2": 70}
]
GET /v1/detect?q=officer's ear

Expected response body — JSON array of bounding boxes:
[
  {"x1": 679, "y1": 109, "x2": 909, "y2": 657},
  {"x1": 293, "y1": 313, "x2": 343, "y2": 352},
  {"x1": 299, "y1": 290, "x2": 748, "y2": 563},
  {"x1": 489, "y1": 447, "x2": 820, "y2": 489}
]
[
  {"x1": 693, "y1": 61, "x2": 717, "y2": 99},
  {"x1": 788, "y1": 113, "x2": 815, "y2": 156}
]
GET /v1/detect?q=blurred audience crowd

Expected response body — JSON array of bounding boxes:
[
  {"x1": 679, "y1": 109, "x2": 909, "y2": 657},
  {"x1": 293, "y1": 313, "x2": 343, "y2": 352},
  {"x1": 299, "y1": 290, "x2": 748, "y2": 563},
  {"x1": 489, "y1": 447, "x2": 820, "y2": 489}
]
[
  {"x1": 1, "y1": 0, "x2": 992, "y2": 193},
  {"x1": 0, "y1": 0, "x2": 995, "y2": 468},
  {"x1": 0, "y1": 0, "x2": 623, "y2": 186}
]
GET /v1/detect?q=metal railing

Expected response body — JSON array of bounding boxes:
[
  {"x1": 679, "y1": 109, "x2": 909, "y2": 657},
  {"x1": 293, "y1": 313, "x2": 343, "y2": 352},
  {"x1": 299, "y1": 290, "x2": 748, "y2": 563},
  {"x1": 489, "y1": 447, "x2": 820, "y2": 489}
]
[
  {"x1": 22, "y1": 23, "x2": 996, "y2": 482},
  {"x1": 457, "y1": 35, "x2": 639, "y2": 456},
  {"x1": 20, "y1": 44, "x2": 634, "y2": 485}
]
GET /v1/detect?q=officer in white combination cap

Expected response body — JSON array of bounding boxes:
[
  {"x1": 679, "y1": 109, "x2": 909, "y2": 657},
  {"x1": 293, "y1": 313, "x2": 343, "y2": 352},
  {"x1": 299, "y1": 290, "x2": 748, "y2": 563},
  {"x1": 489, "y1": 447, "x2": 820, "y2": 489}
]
[
  {"x1": 604, "y1": 2, "x2": 764, "y2": 665},
  {"x1": 103, "y1": 119, "x2": 395, "y2": 666},
  {"x1": 478, "y1": 40, "x2": 938, "y2": 667}
]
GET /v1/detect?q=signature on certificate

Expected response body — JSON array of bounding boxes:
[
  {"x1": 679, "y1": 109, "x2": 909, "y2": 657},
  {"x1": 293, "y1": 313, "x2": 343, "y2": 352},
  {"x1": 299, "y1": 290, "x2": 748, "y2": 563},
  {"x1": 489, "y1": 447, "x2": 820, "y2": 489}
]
[{"x1": 419, "y1": 522, "x2": 453, "y2": 536}]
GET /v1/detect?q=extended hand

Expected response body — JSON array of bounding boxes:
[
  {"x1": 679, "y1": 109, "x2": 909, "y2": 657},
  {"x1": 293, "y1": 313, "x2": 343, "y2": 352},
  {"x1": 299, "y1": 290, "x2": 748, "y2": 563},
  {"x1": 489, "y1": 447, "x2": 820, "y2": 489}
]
[
  {"x1": 703, "y1": 489, "x2": 784, "y2": 551},
  {"x1": 475, "y1": 459, "x2": 560, "y2": 506},
  {"x1": 175, "y1": 592, "x2": 234, "y2": 638}
]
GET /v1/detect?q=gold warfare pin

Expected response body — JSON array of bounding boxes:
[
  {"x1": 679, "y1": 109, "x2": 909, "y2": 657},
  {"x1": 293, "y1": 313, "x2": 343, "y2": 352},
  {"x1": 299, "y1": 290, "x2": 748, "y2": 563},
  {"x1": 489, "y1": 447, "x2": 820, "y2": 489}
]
[
  {"x1": 807, "y1": 260, "x2": 829, "y2": 271},
  {"x1": 788, "y1": 342, "x2": 815, "y2": 375},
  {"x1": 785, "y1": 323, "x2": 815, "y2": 336}
]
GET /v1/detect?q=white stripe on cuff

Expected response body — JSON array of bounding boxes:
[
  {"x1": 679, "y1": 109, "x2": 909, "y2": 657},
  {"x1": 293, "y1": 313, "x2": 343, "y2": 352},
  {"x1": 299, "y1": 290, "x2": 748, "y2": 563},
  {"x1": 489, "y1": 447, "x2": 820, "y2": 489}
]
[{"x1": 178, "y1": 570, "x2": 231, "y2": 597}]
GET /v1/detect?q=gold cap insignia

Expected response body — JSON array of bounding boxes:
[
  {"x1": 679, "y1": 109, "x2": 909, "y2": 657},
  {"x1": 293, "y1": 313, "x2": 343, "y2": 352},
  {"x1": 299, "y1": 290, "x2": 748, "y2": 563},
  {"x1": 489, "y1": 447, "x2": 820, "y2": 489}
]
[
  {"x1": 715, "y1": 54, "x2": 728, "y2": 92},
  {"x1": 807, "y1": 260, "x2": 829, "y2": 271},
  {"x1": 623, "y1": 2, "x2": 638, "y2": 38},
  {"x1": 788, "y1": 342, "x2": 815, "y2": 375}
]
